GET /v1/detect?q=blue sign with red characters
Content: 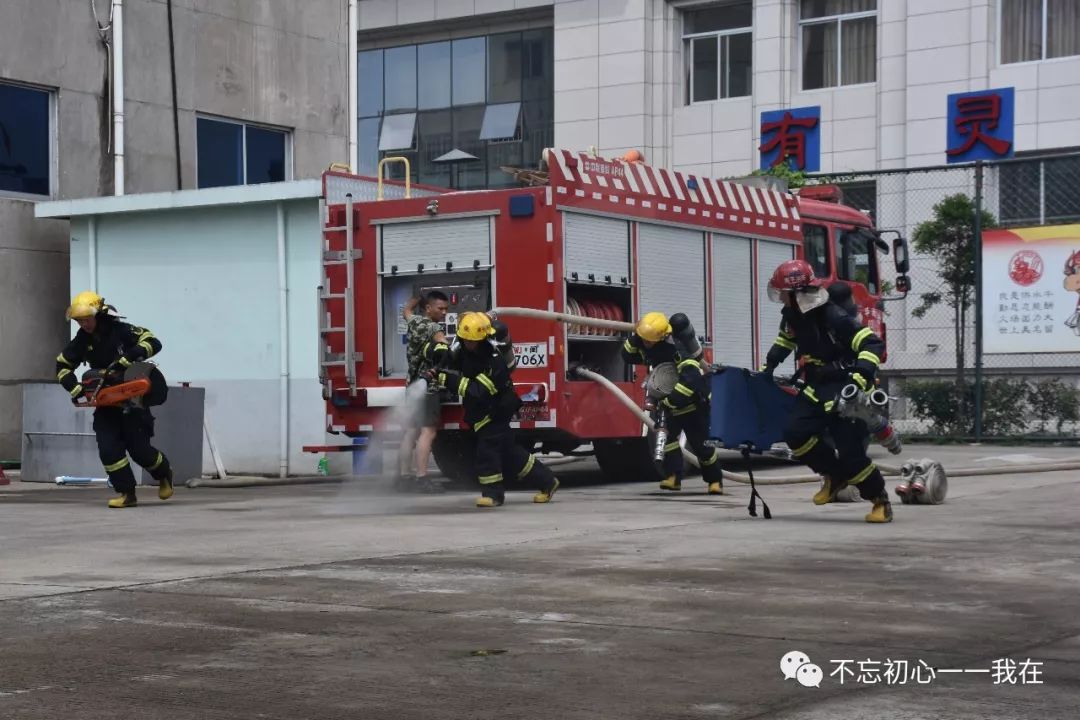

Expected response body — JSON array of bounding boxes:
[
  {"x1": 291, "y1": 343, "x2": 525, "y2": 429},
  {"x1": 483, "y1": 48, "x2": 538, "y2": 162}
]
[
  {"x1": 759, "y1": 106, "x2": 821, "y2": 172},
  {"x1": 946, "y1": 87, "x2": 1015, "y2": 163}
]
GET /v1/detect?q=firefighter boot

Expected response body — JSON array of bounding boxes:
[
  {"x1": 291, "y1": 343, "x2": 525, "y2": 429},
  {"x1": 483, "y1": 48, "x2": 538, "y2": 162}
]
[
  {"x1": 108, "y1": 492, "x2": 138, "y2": 509},
  {"x1": 476, "y1": 483, "x2": 506, "y2": 508},
  {"x1": 865, "y1": 495, "x2": 894, "y2": 523},
  {"x1": 659, "y1": 475, "x2": 682, "y2": 491},
  {"x1": 707, "y1": 481, "x2": 723, "y2": 495},
  {"x1": 158, "y1": 468, "x2": 174, "y2": 501},
  {"x1": 812, "y1": 476, "x2": 847, "y2": 505},
  {"x1": 533, "y1": 477, "x2": 560, "y2": 504}
]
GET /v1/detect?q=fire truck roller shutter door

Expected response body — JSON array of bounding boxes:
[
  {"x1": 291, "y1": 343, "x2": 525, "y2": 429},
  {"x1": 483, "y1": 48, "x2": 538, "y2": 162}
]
[
  {"x1": 756, "y1": 240, "x2": 796, "y2": 367},
  {"x1": 381, "y1": 217, "x2": 491, "y2": 274},
  {"x1": 711, "y1": 233, "x2": 754, "y2": 371},
  {"x1": 564, "y1": 213, "x2": 630, "y2": 284},
  {"x1": 637, "y1": 224, "x2": 707, "y2": 344}
]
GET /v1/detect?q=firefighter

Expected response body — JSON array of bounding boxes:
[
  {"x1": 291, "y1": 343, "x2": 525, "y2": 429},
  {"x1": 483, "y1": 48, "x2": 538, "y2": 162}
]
[
  {"x1": 621, "y1": 312, "x2": 724, "y2": 494},
  {"x1": 56, "y1": 291, "x2": 173, "y2": 508},
  {"x1": 759, "y1": 260, "x2": 892, "y2": 523},
  {"x1": 424, "y1": 311, "x2": 559, "y2": 508}
]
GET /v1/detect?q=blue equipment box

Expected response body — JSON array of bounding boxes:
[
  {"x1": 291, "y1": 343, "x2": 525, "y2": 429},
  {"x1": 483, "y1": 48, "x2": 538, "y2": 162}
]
[{"x1": 708, "y1": 368, "x2": 797, "y2": 453}]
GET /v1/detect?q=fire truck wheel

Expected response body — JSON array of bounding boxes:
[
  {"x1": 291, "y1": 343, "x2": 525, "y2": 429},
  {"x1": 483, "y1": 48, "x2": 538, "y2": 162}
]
[
  {"x1": 594, "y1": 438, "x2": 664, "y2": 484},
  {"x1": 431, "y1": 432, "x2": 477, "y2": 487}
]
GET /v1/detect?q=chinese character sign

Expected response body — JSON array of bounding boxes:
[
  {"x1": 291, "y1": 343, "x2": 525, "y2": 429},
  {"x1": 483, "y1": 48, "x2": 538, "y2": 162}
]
[
  {"x1": 983, "y1": 224, "x2": 1080, "y2": 353},
  {"x1": 946, "y1": 87, "x2": 1015, "y2": 163},
  {"x1": 759, "y1": 106, "x2": 821, "y2": 172}
]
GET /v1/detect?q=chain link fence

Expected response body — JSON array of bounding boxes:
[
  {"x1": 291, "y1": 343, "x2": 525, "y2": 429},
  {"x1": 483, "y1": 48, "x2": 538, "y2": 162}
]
[{"x1": 811, "y1": 151, "x2": 1080, "y2": 441}]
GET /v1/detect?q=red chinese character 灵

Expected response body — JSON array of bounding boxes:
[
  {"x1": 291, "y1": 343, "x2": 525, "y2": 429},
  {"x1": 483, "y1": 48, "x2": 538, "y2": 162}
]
[
  {"x1": 760, "y1": 112, "x2": 819, "y2": 170},
  {"x1": 947, "y1": 94, "x2": 1012, "y2": 157}
]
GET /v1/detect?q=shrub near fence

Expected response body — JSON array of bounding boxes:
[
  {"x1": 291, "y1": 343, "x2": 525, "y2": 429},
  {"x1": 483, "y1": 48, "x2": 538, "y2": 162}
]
[{"x1": 904, "y1": 377, "x2": 1080, "y2": 439}]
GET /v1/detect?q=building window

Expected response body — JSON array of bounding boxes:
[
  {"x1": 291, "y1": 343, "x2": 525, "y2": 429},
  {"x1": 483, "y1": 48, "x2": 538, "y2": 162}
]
[
  {"x1": 999, "y1": 151, "x2": 1080, "y2": 226},
  {"x1": 839, "y1": 180, "x2": 877, "y2": 223},
  {"x1": 0, "y1": 81, "x2": 52, "y2": 197},
  {"x1": 682, "y1": 2, "x2": 753, "y2": 104},
  {"x1": 800, "y1": 0, "x2": 877, "y2": 90},
  {"x1": 358, "y1": 28, "x2": 554, "y2": 190},
  {"x1": 1001, "y1": 0, "x2": 1080, "y2": 64},
  {"x1": 196, "y1": 117, "x2": 290, "y2": 189}
]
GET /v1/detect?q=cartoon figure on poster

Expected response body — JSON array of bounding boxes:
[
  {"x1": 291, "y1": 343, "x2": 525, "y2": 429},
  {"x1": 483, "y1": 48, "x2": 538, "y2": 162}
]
[{"x1": 1065, "y1": 249, "x2": 1080, "y2": 335}]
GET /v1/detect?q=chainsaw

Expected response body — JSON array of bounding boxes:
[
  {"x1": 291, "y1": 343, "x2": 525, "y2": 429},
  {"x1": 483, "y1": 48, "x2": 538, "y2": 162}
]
[{"x1": 74, "y1": 367, "x2": 152, "y2": 408}]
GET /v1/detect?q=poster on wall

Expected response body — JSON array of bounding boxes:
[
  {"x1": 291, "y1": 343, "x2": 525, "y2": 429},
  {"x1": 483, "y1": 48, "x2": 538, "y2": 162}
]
[{"x1": 983, "y1": 224, "x2": 1080, "y2": 354}]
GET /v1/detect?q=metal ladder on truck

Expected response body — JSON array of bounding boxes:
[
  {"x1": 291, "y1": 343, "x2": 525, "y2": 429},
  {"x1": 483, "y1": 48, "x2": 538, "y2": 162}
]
[
  {"x1": 318, "y1": 193, "x2": 362, "y2": 398},
  {"x1": 317, "y1": 157, "x2": 413, "y2": 399}
]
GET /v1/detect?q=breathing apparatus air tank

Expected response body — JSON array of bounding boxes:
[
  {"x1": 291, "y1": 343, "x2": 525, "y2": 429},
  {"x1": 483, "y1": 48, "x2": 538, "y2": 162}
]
[
  {"x1": 491, "y1": 319, "x2": 517, "y2": 370},
  {"x1": 669, "y1": 313, "x2": 702, "y2": 361}
]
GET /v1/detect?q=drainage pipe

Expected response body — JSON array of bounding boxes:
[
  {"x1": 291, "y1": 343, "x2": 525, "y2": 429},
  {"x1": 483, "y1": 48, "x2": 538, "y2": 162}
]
[
  {"x1": 277, "y1": 202, "x2": 290, "y2": 479},
  {"x1": 347, "y1": 0, "x2": 358, "y2": 172},
  {"x1": 111, "y1": 0, "x2": 124, "y2": 195}
]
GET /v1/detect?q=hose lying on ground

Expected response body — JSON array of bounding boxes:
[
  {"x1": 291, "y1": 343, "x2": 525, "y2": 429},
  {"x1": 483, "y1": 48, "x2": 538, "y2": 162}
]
[{"x1": 571, "y1": 366, "x2": 1080, "y2": 485}]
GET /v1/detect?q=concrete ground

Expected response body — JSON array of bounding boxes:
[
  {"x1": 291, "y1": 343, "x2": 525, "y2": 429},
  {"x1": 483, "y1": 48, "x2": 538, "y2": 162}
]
[{"x1": 2, "y1": 444, "x2": 1079, "y2": 719}]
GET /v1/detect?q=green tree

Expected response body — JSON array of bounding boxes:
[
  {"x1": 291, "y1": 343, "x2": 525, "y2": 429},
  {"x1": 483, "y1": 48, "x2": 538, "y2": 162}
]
[{"x1": 910, "y1": 194, "x2": 997, "y2": 387}]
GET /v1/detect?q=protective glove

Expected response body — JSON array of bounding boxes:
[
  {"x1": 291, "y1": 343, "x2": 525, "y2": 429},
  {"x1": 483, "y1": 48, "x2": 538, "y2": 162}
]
[
  {"x1": 436, "y1": 369, "x2": 463, "y2": 395},
  {"x1": 70, "y1": 384, "x2": 86, "y2": 406},
  {"x1": 849, "y1": 372, "x2": 870, "y2": 392},
  {"x1": 758, "y1": 363, "x2": 775, "y2": 378}
]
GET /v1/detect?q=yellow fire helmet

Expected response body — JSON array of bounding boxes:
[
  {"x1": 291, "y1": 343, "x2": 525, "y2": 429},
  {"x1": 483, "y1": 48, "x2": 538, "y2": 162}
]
[
  {"x1": 66, "y1": 290, "x2": 105, "y2": 321},
  {"x1": 456, "y1": 311, "x2": 496, "y2": 341},
  {"x1": 635, "y1": 311, "x2": 672, "y2": 342}
]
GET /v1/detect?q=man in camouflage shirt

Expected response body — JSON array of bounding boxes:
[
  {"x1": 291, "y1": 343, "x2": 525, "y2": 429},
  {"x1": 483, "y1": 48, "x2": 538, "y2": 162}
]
[{"x1": 398, "y1": 290, "x2": 449, "y2": 492}]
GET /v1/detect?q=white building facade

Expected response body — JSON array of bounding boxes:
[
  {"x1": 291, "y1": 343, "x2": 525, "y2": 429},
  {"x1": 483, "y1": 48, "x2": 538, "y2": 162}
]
[
  {"x1": 356, "y1": 0, "x2": 1079, "y2": 180},
  {"x1": 357, "y1": 0, "x2": 1080, "y2": 378}
]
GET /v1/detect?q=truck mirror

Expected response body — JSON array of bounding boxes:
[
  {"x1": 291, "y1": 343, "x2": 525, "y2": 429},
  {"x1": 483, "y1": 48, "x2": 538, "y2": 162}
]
[
  {"x1": 893, "y1": 237, "x2": 911, "y2": 275},
  {"x1": 895, "y1": 275, "x2": 911, "y2": 294}
]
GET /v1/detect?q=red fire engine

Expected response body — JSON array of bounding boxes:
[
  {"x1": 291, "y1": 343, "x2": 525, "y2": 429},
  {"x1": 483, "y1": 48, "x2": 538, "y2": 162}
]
[{"x1": 317, "y1": 149, "x2": 911, "y2": 482}]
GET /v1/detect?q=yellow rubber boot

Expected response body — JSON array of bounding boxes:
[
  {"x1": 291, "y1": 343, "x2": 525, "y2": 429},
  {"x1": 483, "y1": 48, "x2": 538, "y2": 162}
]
[
  {"x1": 108, "y1": 492, "x2": 138, "y2": 509},
  {"x1": 707, "y1": 481, "x2": 723, "y2": 495},
  {"x1": 812, "y1": 476, "x2": 847, "y2": 505},
  {"x1": 533, "y1": 478, "x2": 560, "y2": 504},
  {"x1": 158, "y1": 470, "x2": 174, "y2": 501},
  {"x1": 865, "y1": 499, "x2": 894, "y2": 523},
  {"x1": 659, "y1": 475, "x2": 681, "y2": 491}
]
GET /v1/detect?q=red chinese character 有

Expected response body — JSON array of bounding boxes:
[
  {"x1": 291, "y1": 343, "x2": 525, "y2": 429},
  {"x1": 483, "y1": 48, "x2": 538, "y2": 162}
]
[
  {"x1": 760, "y1": 112, "x2": 819, "y2": 170},
  {"x1": 947, "y1": 94, "x2": 1012, "y2": 157}
]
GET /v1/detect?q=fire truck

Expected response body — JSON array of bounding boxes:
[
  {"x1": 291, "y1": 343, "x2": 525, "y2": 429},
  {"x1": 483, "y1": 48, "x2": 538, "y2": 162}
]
[{"x1": 317, "y1": 149, "x2": 911, "y2": 482}]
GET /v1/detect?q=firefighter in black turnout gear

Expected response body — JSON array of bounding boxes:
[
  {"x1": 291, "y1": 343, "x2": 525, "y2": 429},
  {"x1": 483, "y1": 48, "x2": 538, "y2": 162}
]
[
  {"x1": 622, "y1": 311, "x2": 724, "y2": 494},
  {"x1": 424, "y1": 311, "x2": 559, "y2": 508},
  {"x1": 57, "y1": 291, "x2": 173, "y2": 508},
  {"x1": 759, "y1": 260, "x2": 893, "y2": 523}
]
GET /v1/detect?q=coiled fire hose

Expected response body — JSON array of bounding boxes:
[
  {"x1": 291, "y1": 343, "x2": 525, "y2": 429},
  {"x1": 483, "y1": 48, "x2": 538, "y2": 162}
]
[{"x1": 490, "y1": 307, "x2": 1080, "y2": 485}]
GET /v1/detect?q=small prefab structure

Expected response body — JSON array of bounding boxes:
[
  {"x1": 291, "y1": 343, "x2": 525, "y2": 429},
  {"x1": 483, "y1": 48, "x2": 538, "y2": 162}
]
[{"x1": 35, "y1": 175, "x2": 436, "y2": 477}]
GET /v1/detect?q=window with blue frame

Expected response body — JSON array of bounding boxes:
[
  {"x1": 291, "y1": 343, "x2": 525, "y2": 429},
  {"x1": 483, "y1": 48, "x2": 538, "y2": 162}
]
[
  {"x1": 357, "y1": 28, "x2": 554, "y2": 190},
  {"x1": 196, "y1": 117, "x2": 290, "y2": 188},
  {"x1": 0, "y1": 81, "x2": 52, "y2": 197}
]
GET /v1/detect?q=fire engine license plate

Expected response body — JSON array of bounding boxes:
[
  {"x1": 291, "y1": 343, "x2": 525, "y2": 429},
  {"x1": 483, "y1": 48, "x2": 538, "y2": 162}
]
[{"x1": 513, "y1": 342, "x2": 548, "y2": 368}]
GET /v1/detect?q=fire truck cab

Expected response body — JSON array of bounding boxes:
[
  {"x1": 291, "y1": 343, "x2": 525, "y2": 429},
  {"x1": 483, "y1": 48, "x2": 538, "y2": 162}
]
[{"x1": 318, "y1": 149, "x2": 911, "y2": 482}]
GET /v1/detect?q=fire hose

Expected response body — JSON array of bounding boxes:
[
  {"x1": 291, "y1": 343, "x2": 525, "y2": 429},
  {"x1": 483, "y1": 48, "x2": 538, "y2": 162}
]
[{"x1": 486, "y1": 307, "x2": 1080, "y2": 486}]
